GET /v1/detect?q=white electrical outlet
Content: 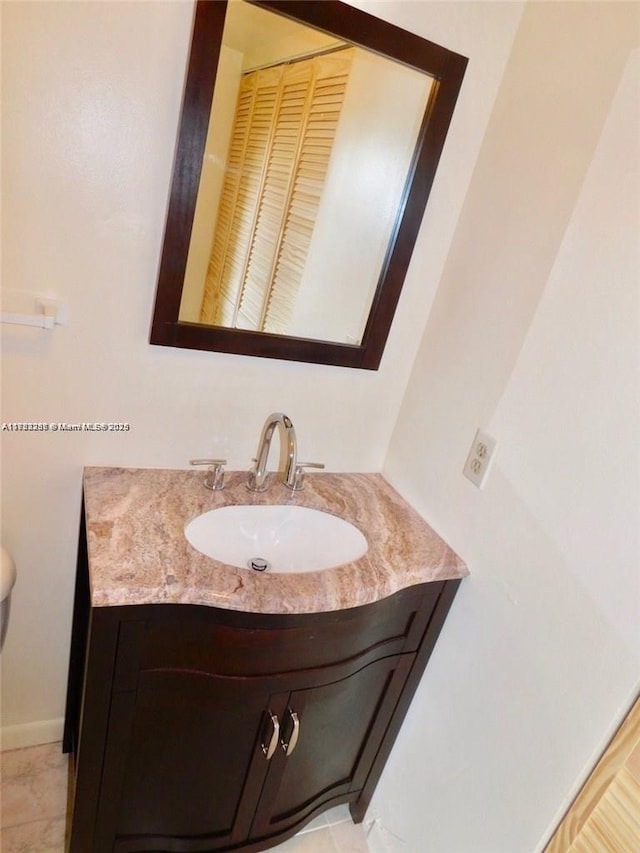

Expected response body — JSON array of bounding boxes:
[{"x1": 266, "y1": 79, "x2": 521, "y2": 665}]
[{"x1": 463, "y1": 429, "x2": 497, "y2": 489}]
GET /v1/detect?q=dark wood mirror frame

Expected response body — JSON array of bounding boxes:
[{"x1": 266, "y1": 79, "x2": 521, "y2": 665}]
[{"x1": 150, "y1": 0, "x2": 467, "y2": 369}]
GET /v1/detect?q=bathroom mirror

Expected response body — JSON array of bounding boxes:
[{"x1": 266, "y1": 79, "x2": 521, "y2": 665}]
[{"x1": 150, "y1": 0, "x2": 467, "y2": 369}]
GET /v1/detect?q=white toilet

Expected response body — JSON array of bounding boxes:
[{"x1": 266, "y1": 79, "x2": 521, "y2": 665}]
[{"x1": 1, "y1": 545, "x2": 17, "y2": 650}]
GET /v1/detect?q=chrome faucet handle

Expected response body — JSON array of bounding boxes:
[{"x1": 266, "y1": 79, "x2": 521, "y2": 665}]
[
  {"x1": 190, "y1": 458, "x2": 227, "y2": 491},
  {"x1": 247, "y1": 457, "x2": 268, "y2": 492},
  {"x1": 290, "y1": 462, "x2": 325, "y2": 491}
]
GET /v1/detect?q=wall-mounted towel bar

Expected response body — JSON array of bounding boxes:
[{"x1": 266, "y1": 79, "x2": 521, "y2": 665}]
[{"x1": 1, "y1": 297, "x2": 64, "y2": 329}]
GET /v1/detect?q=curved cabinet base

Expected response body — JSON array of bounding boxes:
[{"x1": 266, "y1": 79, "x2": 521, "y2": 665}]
[{"x1": 64, "y1": 518, "x2": 461, "y2": 853}]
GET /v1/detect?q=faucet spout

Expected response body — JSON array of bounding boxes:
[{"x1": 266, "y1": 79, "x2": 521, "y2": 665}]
[{"x1": 247, "y1": 413, "x2": 297, "y2": 491}]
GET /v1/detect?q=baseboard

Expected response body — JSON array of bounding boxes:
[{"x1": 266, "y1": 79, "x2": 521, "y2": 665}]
[{"x1": 0, "y1": 717, "x2": 65, "y2": 751}]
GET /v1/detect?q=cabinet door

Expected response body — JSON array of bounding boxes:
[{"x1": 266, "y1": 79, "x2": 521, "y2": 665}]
[
  {"x1": 96, "y1": 669, "x2": 289, "y2": 853},
  {"x1": 250, "y1": 654, "x2": 412, "y2": 840}
]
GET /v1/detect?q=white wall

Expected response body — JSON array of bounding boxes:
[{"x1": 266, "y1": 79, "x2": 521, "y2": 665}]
[
  {"x1": 376, "y1": 3, "x2": 640, "y2": 851},
  {"x1": 0, "y1": 1, "x2": 521, "y2": 743},
  {"x1": 292, "y1": 49, "x2": 431, "y2": 344}
]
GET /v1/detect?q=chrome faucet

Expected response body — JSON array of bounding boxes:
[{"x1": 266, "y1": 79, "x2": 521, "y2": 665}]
[{"x1": 247, "y1": 413, "x2": 297, "y2": 491}]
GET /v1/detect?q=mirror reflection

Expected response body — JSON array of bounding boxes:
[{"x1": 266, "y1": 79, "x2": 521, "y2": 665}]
[{"x1": 178, "y1": 0, "x2": 434, "y2": 345}]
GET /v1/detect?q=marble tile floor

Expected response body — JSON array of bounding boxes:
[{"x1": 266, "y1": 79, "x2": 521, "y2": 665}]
[{"x1": 1, "y1": 742, "x2": 370, "y2": 853}]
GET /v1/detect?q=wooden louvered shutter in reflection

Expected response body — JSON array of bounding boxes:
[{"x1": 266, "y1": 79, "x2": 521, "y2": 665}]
[
  {"x1": 201, "y1": 67, "x2": 283, "y2": 325},
  {"x1": 264, "y1": 54, "x2": 352, "y2": 333},
  {"x1": 236, "y1": 61, "x2": 312, "y2": 330},
  {"x1": 200, "y1": 50, "x2": 353, "y2": 331}
]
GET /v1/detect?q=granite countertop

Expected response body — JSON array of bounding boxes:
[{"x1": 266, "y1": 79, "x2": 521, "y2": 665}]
[{"x1": 82, "y1": 467, "x2": 468, "y2": 614}]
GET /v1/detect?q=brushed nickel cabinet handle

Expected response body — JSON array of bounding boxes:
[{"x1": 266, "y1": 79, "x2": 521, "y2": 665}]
[
  {"x1": 281, "y1": 709, "x2": 300, "y2": 756},
  {"x1": 261, "y1": 712, "x2": 279, "y2": 760}
]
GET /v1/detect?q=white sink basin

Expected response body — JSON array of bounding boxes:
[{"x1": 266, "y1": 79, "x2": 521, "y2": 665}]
[{"x1": 185, "y1": 505, "x2": 368, "y2": 573}]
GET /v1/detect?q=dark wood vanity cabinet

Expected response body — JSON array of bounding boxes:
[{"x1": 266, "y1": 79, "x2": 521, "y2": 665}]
[{"x1": 64, "y1": 529, "x2": 461, "y2": 852}]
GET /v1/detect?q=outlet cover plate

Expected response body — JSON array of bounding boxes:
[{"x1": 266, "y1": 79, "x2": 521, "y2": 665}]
[{"x1": 463, "y1": 429, "x2": 497, "y2": 489}]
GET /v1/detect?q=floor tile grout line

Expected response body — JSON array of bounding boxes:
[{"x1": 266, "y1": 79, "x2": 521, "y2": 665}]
[{"x1": 1, "y1": 814, "x2": 68, "y2": 831}]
